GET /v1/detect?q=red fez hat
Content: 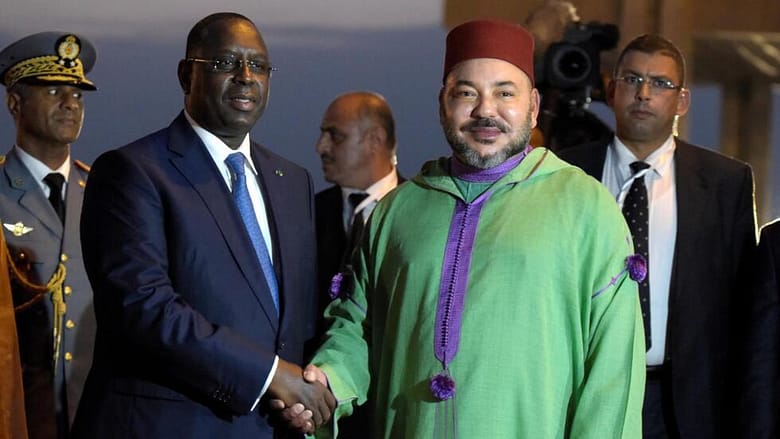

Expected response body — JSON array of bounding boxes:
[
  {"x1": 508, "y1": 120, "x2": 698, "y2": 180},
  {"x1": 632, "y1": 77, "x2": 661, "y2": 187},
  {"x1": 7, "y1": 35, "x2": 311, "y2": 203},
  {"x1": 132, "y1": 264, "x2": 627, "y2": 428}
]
[{"x1": 443, "y1": 19, "x2": 535, "y2": 85}]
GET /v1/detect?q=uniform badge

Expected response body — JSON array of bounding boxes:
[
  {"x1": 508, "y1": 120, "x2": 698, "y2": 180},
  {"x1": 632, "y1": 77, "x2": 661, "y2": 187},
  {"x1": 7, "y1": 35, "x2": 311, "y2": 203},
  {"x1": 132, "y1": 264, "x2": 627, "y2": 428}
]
[
  {"x1": 56, "y1": 34, "x2": 81, "y2": 68},
  {"x1": 3, "y1": 222, "x2": 34, "y2": 237}
]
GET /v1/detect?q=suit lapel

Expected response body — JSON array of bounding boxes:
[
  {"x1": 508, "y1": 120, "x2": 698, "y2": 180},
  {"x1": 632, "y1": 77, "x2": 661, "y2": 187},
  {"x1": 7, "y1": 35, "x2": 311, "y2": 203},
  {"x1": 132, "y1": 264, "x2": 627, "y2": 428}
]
[
  {"x1": 3, "y1": 150, "x2": 62, "y2": 236},
  {"x1": 251, "y1": 145, "x2": 291, "y2": 327},
  {"x1": 582, "y1": 142, "x2": 608, "y2": 180},
  {"x1": 669, "y1": 140, "x2": 709, "y2": 312},
  {"x1": 166, "y1": 114, "x2": 279, "y2": 330}
]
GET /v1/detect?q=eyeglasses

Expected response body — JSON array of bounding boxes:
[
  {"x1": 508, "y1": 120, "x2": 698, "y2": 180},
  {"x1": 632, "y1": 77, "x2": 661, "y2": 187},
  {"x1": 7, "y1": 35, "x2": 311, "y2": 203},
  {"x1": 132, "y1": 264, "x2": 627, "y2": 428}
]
[
  {"x1": 615, "y1": 74, "x2": 683, "y2": 93},
  {"x1": 186, "y1": 57, "x2": 277, "y2": 76}
]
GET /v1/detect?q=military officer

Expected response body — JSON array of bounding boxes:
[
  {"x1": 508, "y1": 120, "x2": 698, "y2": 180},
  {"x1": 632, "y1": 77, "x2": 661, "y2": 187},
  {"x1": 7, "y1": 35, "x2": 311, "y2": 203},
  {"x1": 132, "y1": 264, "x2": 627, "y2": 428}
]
[{"x1": 0, "y1": 31, "x2": 98, "y2": 438}]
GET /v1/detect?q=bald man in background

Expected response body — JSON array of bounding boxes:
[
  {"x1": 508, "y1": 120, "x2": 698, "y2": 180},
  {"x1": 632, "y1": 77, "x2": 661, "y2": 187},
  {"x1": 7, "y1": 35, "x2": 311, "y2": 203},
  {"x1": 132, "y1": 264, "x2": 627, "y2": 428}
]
[{"x1": 311, "y1": 91, "x2": 401, "y2": 436}]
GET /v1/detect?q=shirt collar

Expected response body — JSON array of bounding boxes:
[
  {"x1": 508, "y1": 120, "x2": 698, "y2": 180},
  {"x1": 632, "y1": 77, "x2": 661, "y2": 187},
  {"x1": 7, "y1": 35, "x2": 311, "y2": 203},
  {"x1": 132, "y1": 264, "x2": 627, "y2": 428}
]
[
  {"x1": 13, "y1": 145, "x2": 71, "y2": 187},
  {"x1": 184, "y1": 110, "x2": 255, "y2": 176},
  {"x1": 340, "y1": 167, "x2": 399, "y2": 209},
  {"x1": 611, "y1": 135, "x2": 676, "y2": 180}
]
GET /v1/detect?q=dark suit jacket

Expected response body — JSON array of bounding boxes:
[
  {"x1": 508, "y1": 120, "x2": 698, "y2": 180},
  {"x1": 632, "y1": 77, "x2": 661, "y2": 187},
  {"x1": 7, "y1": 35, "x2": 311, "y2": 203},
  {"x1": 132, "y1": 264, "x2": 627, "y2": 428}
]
[
  {"x1": 741, "y1": 221, "x2": 780, "y2": 438},
  {"x1": 0, "y1": 148, "x2": 94, "y2": 438},
  {"x1": 559, "y1": 138, "x2": 756, "y2": 439},
  {"x1": 313, "y1": 178, "x2": 405, "y2": 334},
  {"x1": 314, "y1": 185, "x2": 347, "y2": 308},
  {"x1": 71, "y1": 113, "x2": 317, "y2": 438}
]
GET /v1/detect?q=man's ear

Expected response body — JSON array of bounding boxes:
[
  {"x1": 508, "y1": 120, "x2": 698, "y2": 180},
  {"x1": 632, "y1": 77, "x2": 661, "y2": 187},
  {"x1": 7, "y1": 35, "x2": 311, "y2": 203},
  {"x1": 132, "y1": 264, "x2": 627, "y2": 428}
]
[
  {"x1": 177, "y1": 60, "x2": 192, "y2": 94},
  {"x1": 6, "y1": 90, "x2": 22, "y2": 119},
  {"x1": 365, "y1": 126, "x2": 386, "y2": 153},
  {"x1": 529, "y1": 88, "x2": 541, "y2": 129},
  {"x1": 676, "y1": 87, "x2": 691, "y2": 118}
]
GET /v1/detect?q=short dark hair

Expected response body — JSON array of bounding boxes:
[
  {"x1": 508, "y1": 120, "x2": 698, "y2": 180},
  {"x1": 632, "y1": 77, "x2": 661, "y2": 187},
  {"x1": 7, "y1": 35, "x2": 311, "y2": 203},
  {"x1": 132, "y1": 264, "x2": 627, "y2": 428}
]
[
  {"x1": 614, "y1": 34, "x2": 686, "y2": 86},
  {"x1": 185, "y1": 12, "x2": 255, "y2": 57}
]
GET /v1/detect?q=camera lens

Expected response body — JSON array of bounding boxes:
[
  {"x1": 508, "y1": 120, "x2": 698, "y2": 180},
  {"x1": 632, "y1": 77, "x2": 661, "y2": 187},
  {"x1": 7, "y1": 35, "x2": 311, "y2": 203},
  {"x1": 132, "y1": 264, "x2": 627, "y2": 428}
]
[{"x1": 551, "y1": 45, "x2": 591, "y2": 86}]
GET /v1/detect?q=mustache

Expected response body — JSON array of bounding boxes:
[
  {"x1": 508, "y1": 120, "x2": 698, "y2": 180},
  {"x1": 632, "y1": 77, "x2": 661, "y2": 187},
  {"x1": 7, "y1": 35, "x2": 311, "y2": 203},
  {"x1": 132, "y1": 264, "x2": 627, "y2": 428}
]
[
  {"x1": 463, "y1": 118, "x2": 510, "y2": 133},
  {"x1": 628, "y1": 103, "x2": 653, "y2": 113}
]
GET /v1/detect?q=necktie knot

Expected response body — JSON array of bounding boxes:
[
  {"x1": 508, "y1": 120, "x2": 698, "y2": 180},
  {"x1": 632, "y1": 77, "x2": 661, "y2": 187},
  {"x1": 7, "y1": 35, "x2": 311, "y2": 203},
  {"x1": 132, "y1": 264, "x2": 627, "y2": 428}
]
[
  {"x1": 630, "y1": 161, "x2": 650, "y2": 174},
  {"x1": 225, "y1": 152, "x2": 246, "y2": 178},
  {"x1": 348, "y1": 192, "x2": 369, "y2": 211},
  {"x1": 43, "y1": 173, "x2": 66, "y2": 224},
  {"x1": 44, "y1": 172, "x2": 66, "y2": 195}
]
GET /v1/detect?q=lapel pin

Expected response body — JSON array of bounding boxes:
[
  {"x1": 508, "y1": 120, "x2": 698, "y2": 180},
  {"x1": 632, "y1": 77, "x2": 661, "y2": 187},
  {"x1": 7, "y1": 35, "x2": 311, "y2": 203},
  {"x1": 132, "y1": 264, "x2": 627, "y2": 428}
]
[
  {"x1": 4, "y1": 222, "x2": 34, "y2": 237},
  {"x1": 275, "y1": 169, "x2": 284, "y2": 177},
  {"x1": 78, "y1": 179, "x2": 86, "y2": 188}
]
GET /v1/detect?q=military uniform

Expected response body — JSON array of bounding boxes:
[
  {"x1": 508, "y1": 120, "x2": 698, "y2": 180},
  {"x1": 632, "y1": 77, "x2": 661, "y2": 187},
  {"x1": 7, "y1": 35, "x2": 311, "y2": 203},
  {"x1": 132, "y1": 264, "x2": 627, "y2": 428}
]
[
  {"x1": 1, "y1": 151, "x2": 95, "y2": 437},
  {"x1": 0, "y1": 31, "x2": 97, "y2": 438}
]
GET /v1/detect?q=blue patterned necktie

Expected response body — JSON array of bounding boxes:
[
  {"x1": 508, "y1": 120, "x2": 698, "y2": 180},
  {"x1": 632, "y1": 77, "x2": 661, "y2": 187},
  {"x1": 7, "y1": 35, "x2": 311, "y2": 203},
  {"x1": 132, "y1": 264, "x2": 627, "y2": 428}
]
[
  {"x1": 623, "y1": 161, "x2": 651, "y2": 350},
  {"x1": 225, "y1": 152, "x2": 279, "y2": 314}
]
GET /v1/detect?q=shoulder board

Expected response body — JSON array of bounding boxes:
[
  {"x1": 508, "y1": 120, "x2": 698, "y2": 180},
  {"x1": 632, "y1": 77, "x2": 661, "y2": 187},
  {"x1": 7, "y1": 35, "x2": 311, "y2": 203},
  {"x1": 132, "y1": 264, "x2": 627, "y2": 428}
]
[{"x1": 74, "y1": 159, "x2": 91, "y2": 173}]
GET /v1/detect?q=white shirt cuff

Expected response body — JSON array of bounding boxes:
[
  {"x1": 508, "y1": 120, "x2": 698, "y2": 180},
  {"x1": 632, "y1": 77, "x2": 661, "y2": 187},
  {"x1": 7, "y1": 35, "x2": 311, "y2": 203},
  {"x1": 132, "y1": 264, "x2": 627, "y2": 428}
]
[{"x1": 251, "y1": 355, "x2": 279, "y2": 411}]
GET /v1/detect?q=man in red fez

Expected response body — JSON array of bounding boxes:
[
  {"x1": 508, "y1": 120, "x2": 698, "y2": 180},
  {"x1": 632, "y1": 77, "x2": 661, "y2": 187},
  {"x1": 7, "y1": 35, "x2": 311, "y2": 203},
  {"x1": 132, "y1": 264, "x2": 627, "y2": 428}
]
[{"x1": 278, "y1": 19, "x2": 645, "y2": 438}]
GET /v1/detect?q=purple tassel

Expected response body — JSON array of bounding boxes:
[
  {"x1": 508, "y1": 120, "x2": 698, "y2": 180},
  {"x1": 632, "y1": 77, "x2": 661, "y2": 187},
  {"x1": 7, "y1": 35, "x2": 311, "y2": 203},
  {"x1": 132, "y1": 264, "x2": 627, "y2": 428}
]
[
  {"x1": 430, "y1": 372, "x2": 456, "y2": 401},
  {"x1": 626, "y1": 254, "x2": 647, "y2": 282},
  {"x1": 329, "y1": 272, "x2": 344, "y2": 300}
]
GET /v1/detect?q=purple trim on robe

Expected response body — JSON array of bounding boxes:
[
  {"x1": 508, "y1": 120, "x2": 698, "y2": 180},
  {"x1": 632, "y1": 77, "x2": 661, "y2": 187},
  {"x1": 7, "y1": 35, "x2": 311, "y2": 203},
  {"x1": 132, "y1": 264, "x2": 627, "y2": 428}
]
[
  {"x1": 592, "y1": 269, "x2": 627, "y2": 299},
  {"x1": 450, "y1": 145, "x2": 533, "y2": 182},
  {"x1": 433, "y1": 148, "x2": 532, "y2": 369}
]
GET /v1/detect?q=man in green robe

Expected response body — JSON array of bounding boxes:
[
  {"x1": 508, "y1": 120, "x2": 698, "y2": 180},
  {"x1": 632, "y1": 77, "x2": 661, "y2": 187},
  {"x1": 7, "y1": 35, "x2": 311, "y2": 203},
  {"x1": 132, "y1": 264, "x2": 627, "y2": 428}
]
[{"x1": 280, "y1": 19, "x2": 645, "y2": 438}]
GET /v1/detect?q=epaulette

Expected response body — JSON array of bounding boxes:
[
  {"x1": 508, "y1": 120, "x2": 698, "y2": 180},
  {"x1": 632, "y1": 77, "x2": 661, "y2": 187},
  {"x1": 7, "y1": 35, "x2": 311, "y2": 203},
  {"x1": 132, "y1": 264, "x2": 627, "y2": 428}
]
[{"x1": 74, "y1": 159, "x2": 90, "y2": 173}]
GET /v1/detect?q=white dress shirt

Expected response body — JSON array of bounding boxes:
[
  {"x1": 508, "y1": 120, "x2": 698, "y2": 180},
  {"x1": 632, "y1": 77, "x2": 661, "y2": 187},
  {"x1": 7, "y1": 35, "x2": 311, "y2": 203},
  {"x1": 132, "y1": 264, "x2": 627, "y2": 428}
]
[
  {"x1": 341, "y1": 167, "x2": 399, "y2": 231},
  {"x1": 14, "y1": 145, "x2": 71, "y2": 199},
  {"x1": 601, "y1": 135, "x2": 677, "y2": 366},
  {"x1": 184, "y1": 111, "x2": 277, "y2": 408}
]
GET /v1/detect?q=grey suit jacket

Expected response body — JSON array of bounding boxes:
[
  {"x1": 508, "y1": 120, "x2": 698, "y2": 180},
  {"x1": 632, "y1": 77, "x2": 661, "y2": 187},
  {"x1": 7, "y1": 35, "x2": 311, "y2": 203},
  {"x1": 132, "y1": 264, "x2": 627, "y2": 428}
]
[{"x1": 0, "y1": 147, "x2": 95, "y2": 436}]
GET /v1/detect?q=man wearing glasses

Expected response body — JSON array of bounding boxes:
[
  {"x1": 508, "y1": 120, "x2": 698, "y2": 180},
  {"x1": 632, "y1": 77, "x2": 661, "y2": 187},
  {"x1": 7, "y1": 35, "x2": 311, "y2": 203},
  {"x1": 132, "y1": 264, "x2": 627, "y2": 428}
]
[
  {"x1": 72, "y1": 12, "x2": 334, "y2": 438},
  {"x1": 560, "y1": 34, "x2": 756, "y2": 438}
]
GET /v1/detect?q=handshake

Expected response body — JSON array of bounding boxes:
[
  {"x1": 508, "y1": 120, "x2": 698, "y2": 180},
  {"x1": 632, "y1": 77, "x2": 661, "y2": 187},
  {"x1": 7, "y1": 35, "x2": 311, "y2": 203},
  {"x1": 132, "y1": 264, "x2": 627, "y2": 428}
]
[{"x1": 268, "y1": 359, "x2": 337, "y2": 435}]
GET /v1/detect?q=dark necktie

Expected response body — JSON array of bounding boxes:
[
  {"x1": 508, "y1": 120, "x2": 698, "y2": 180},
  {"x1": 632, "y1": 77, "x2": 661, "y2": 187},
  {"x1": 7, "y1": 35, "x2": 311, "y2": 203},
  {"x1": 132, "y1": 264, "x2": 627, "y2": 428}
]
[
  {"x1": 43, "y1": 173, "x2": 66, "y2": 224},
  {"x1": 622, "y1": 161, "x2": 651, "y2": 350},
  {"x1": 225, "y1": 153, "x2": 280, "y2": 314},
  {"x1": 344, "y1": 192, "x2": 370, "y2": 264}
]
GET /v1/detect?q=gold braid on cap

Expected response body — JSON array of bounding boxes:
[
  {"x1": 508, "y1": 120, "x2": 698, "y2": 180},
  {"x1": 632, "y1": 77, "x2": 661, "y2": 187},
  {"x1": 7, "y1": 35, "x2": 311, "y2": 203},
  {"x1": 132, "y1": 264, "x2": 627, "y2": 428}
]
[{"x1": 3, "y1": 55, "x2": 88, "y2": 89}]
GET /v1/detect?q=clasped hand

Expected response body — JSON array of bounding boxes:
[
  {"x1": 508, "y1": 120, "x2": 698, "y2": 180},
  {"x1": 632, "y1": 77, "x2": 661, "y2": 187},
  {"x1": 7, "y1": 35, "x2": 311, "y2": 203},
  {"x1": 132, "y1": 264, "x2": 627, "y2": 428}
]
[{"x1": 268, "y1": 360, "x2": 334, "y2": 435}]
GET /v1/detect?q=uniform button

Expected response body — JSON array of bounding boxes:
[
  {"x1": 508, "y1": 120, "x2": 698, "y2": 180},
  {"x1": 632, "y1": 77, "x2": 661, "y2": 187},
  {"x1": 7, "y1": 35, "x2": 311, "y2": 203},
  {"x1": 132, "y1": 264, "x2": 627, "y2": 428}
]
[
  {"x1": 66, "y1": 320, "x2": 75, "y2": 329},
  {"x1": 64, "y1": 286, "x2": 72, "y2": 296},
  {"x1": 64, "y1": 352, "x2": 73, "y2": 361},
  {"x1": 60, "y1": 253, "x2": 68, "y2": 263}
]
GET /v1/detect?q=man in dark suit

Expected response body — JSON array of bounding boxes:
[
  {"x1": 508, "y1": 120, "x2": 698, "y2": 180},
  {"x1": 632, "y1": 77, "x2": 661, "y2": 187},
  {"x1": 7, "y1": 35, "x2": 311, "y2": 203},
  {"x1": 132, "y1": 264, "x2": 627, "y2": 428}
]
[
  {"x1": 71, "y1": 13, "x2": 334, "y2": 438},
  {"x1": 314, "y1": 91, "x2": 401, "y2": 313},
  {"x1": 312, "y1": 92, "x2": 401, "y2": 436},
  {"x1": 741, "y1": 220, "x2": 780, "y2": 438},
  {"x1": 559, "y1": 34, "x2": 756, "y2": 438},
  {"x1": 0, "y1": 31, "x2": 98, "y2": 438}
]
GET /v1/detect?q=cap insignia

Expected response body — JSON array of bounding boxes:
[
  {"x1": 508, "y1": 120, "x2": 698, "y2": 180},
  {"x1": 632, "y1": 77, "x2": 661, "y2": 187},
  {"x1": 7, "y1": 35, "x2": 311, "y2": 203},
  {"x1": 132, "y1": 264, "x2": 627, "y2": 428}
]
[{"x1": 56, "y1": 35, "x2": 81, "y2": 68}]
